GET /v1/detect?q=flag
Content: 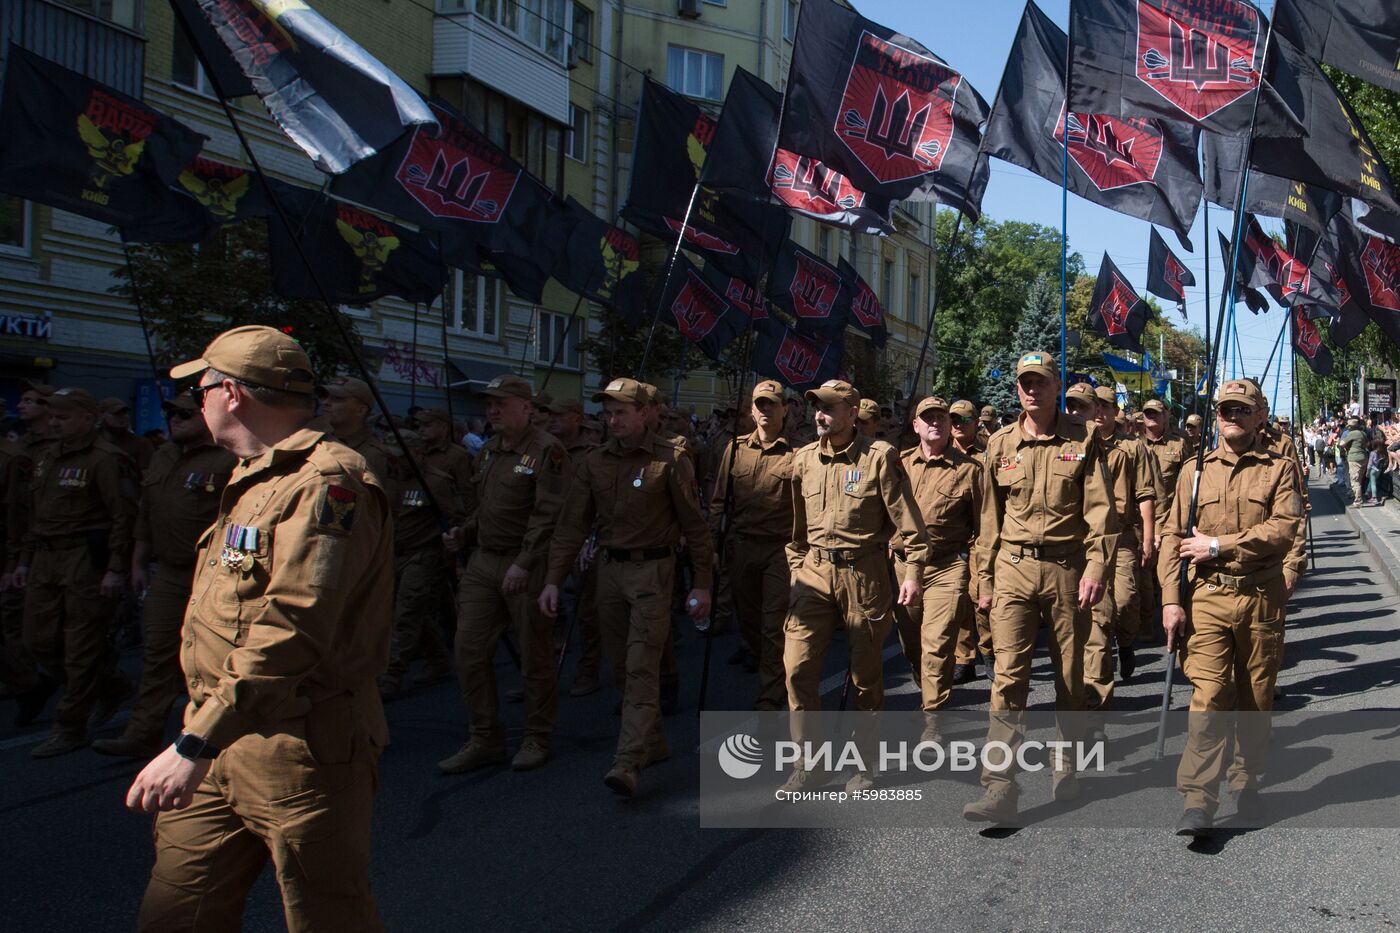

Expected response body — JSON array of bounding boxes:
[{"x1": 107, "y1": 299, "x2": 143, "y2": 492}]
[
  {"x1": 1146, "y1": 226, "x2": 1195, "y2": 318},
  {"x1": 1233, "y1": 214, "x2": 1339, "y2": 310},
  {"x1": 751, "y1": 317, "x2": 844, "y2": 391},
  {"x1": 1292, "y1": 304, "x2": 1333, "y2": 374},
  {"x1": 778, "y1": 0, "x2": 991, "y2": 213},
  {"x1": 653, "y1": 255, "x2": 753, "y2": 361},
  {"x1": 1067, "y1": 0, "x2": 1304, "y2": 137},
  {"x1": 1218, "y1": 230, "x2": 1270, "y2": 313},
  {"x1": 0, "y1": 48, "x2": 205, "y2": 229},
  {"x1": 983, "y1": 2, "x2": 1202, "y2": 247},
  {"x1": 766, "y1": 240, "x2": 852, "y2": 342},
  {"x1": 622, "y1": 78, "x2": 790, "y2": 282},
  {"x1": 1104, "y1": 351, "x2": 1153, "y2": 391},
  {"x1": 838, "y1": 258, "x2": 888, "y2": 347},
  {"x1": 1088, "y1": 253, "x2": 1151, "y2": 353},
  {"x1": 1200, "y1": 131, "x2": 1343, "y2": 234},
  {"x1": 1350, "y1": 220, "x2": 1400, "y2": 349},
  {"x1": 121, "y1": 154, "x2": 270, "y2": 243},
  {"x1": 1275, "y1": 0, "x2": 1400, "y2": 95},
  {"x1": 171, "y1": 0, "x2": 436, "y2": 173},
  {"x1": 266, "y1": 181, "x2": 446, "y2": 306},
  {"x1": 702, "y1": 67, "x2": 894, "y2": 235},
  {"x1": 552, "y1": 198, "x2": 647, "y2": 322},
  {"x1": 1285, "y1": 213, "x2": 1370, "y2": 348}
]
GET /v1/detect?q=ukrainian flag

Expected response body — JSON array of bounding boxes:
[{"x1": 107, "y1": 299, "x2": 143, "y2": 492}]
[{"x1": 1103, "y1": 352, "x2": 1153, "y2": 392}]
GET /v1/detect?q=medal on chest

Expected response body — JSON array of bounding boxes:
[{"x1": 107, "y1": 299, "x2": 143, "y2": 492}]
[
  {"x1": 632, "y1": 467, "x2": 644, "y2": 489},
  {"x1": 402, "y1": 489, "x2": 425, "y2": 508},
  {"x1": 185, "y1": 471, "x2": 217, "y2": 493},
  {"x1": 998, "y1": 454, "x2": 1023, "y2": 472},
  {"x1": 514, "y1": 454, "x2": 536, "y2": 476},
  {"x1": 220, "y1": 523, "x2": 261, "y2": 573},
  {"x1": 1057, "y1": 452, "x2": 1087, "y2": 462},
  {"x1": 58, "y1": 467, "x2": 90, "y2": 488},
  {"x1": 843, "y1": 468, "x2": 863, "y2": 494}
]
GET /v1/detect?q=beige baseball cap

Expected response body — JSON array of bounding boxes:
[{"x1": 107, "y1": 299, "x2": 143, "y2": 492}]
[
  {"x1": 97, "y1": 396, "x2": 130, "y2": 415},
  {"x1": 1093, "y1": 385, "x2": 1117, "y2": 406},
  {"x1": 1015, "y1": 351, "x2": 1058, "y2": 381},
  {"x1": 1065, "y1": 382, "x2": 1097, "y2": 403},
  {"x1": 171, "y1": 325, "x2": 315, "y2": 395},
  {"x1": 979, "y1": 404, "x2": 997, "y2": 422},
  {"x1": 804, "y1": 379, "x2": 859, "y2": 407},
  {"x1": 949, "y1": 400, "x2": 977, "y2": 419},
  {"x1": 593, "y1": 377, "x2": 649, "y2": 405},
  {"x1": 161, "y1": 390, "x2": 199, "y2": 414},
  {"x1": 1185, "y1": 413, "x2": 1203, "y2": 426},
  {"x1": 915, "y1": 396, "x2": 950, "y2": 418},
  {"x1": 478, "y1": 374, "x2": 534, "y2": 399},
  {"x1": 1142, "y1": 398, "x2": 1168, "y2": 413},
  {"x1": 48, "y1": 387, "x2": 99, "y2": 413},
  {"x1": 316, "y1": 376, "x2": 375, "y2": 408},
  {"x1": 414, "y1": 408, "x2": 452, "y2": 427},
  {"x1": 547, "y1": 398, "x2": 584, "y2": 416},
  {"x1": 752, "y1": 379, "x2": 785, "y2": 404},
  {"x1": 856, "y1": 398, "x2": 880, "y2": 422},
  {"x1": 1217, "y1": 379, "x2": 1264, "y2": 410}
]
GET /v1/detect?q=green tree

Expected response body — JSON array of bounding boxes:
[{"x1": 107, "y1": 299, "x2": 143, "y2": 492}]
[
  {"x1": 579, "y1": 307, "x2": 690, "y2": 388},
  {"x1": 979, "y1": 276, "x2": 1063, "y2": 411},
  {"x1": 112, "y1": 222, "x2": 364, "y2": 382}
]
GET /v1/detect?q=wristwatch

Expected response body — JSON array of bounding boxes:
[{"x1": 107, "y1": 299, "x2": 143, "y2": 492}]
[
  {"x1": 1207, "y1": 537, "x2": 1220, "y2": 560},
  {"x1": 174, "y1": 732, "x2": 220, "y2": 760}
]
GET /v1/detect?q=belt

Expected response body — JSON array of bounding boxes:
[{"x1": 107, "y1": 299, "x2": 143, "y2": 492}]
[
  {"x1": 475, "y1": 545, "x2": 518, "y2": 556},
  {"x1": 31, "y1": 533, "x2": 99, "y2": 551},
  {"x1": 1007, "y1": 541, "x2": 1080, "y2": 560},
  {"x1": 810, "y1": 545, "x2": 880, "y2": 566},
  {"x1": 892, "y1": 547, "x2": 964, "y2": 563},
  {"x1": 602, "y1": 546, "x2": 675, "y2": 563},
  {"x1": 1200, "y1": 569, "x2": 1280, "y2": 590}
]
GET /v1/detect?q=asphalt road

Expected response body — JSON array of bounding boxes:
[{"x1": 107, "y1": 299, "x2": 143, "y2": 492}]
[{"x1": 2, "y1": 472, "x2": 1397, "y2": 931}]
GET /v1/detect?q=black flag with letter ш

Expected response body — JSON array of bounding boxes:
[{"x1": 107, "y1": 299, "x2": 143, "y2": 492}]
[
  {"x1": 653, "y1": 255, "x2": 752, "y2": 361},
  {"x1": 1234, "y1": 213, "x2": 1339, "y2": 310},
  {"x1": 0, "y1": 47, "x2": 205, "y2": 229},
  {"x1": 1067, "y1": 0, "x2": 1304, "y2": 137},
  {"x1": 1275, "y1": 0, "x2": 1400, "y2": 95},
  {"x1": 1088, "y1": 252, "x2": 1150, "y2": 353},
  {"x1": 121, "y1": 153, "x2": 271, "y2": 243},
  {"x1": 266, "y1": 181, "x2": 446, "y2": 306},
  {"x1": 1200, "y1": 131, "x2": 1343, "y2": 235},
  {"x1": 837, "y1": 257, "x2": 888, "y2": 347},
  {"x1": 984, "y1": 2, "x2": 1202, "y2": 248},
  {"x1": 766, "y1": 240, "x2": 853, "y2": 343},
  {"x1": 1146, "y1": 226, "x2": 1195, "y2": 319},
  {"x1": 702, "y1": 67, "x2": 894, "y2": 235},
  {"x1": 1292, "y1": 304, "x2": 1333, "y2": 375},
  {"x1": 778, "y1": 0, "x2": 991, "y2": 213},
  {"x1": 751, "y1": 316, "x2": 844, "y2": 392},
  {"x1": 552, "y1": 198, "x2": 647, "y2": 323},
  {"x1": 171, "y1": 0, "x2": 436, "y2": 173}
]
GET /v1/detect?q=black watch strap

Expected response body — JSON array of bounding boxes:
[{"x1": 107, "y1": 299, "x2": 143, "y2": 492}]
[{"x1": 174, "y1": 732, "x2": 219, "y2": 760}]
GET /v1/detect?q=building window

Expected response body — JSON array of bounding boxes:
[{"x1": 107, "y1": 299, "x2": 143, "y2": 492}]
[
  {"x1": 171, "y1": 25, "x2": 211, "y2": 95},
  {"x1": 537, "y1": 311, "x2": 582, "y2": 370},
  {"x1": 667, "y1": 46, "x2": 724, "y2": 100},
  {"x1": 56, "y1": 0, "x2": 140, "y2": 30},
  {"x1": 818, "y1": 227, "x2": 832, "y2": 263},
  {"x1": 704, "y1": 0, "x2": 727, "y2": 5},
  {"x1": 464, "y1": 0, "x2": 567, "y2": 62},
  {"x1": 452, "y1": 270, "x2": 501, "y2": 337},
  {"x1": 882, "y1": 258, "x2": 894, "y2": 311},
  {"x1": 566, "y1": 105, "x2": 589, "y2": 163},
  {"x1": 783, "y1": 0, "x2": 799, "y2": 41},
  {"x1": 572, "y1": 4, "x2": 594, "y2": 63},
  {"x1": 456, "y1": 79, "x2": 564, "y2": 191},
  {"x1": 908, "y1": 272, "x2": 920, "y2": 322},
  {"x1": 0, "y1": 197, "x2": 31, "y2": 256}
]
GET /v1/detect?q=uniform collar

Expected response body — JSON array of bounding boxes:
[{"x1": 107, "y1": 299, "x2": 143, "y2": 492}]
[
  {"x1": 910, "y1": 441, "x2": 956, "y2": 465},
  {"x1": 338, "y1": 426, "x2": 374, "y2": 450},
  {"x1": 487, "y1": 427, "x2": 535, "y2": 455},
  {"x1": 237, "y1": 428, "x2": 324, "y2": 477},
  {"x1": 742, "y1": 429, "x2": 791, "y2": 452},
  {"x1": 817, "y1": 432, "x2": 863, "y2": 463},
  {"x1": 605, "y1": 430, "x2": 654, "y2": 456},
  {"x1": 1012, "y1": 411, "x2": 1075, "y2": 445}
]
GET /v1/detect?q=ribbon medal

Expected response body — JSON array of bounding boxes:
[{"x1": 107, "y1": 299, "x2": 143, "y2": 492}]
[
  {"x1": 185, "y1": 472, "x2": 217, "y2": 493},
  {"x1": 402, "y1": 489, "x2": 425, "y2": 508},
  {"x1": 632, "y1": 467, "x2": 644, "y2": 489},
  {"x1": 514, "y1": 455, "x2": 536, "y2": 476},
  {"x1": 1057, "y1": 453, "x2": 1086, "y2": 462},
  {"x1": 58, "y1": 467, "x2": 89, "y2": 488},
  {"x1": 843, "y1": 468, "x2": 863, "y2": 494},
  {"x1": 221, "y1": 523, "x2": 261, "y2": 573}
]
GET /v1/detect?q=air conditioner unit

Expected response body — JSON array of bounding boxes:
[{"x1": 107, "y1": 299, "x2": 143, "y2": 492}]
[{"x1": 678, "y1": 0, "x2": 702, "y2": 19}]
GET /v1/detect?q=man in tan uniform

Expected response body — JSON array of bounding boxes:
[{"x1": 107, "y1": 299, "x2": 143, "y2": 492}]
[
  {"x1": 964, "y1": 353, "x2": 1117, "y2": 822},
  {"x1": 1064, "y1": 384, "x2": 1158, "y2": 710},
  {"x1": 318, "y1": 376, "x2": 394, "y2": 485},
  {"x1": 540, "y1": 377, "x2": 712, "y2": 797},
  {"x1": 99, "y1": 397, "x2": 156, "y2": 475},
  {"x1": 14, "y1": 388, "x2": 136, "y2": 758},
  {"x1": 782, "y1": 380, "x2": 928, "y2": 793},
  {"x1": 1184, "y1": 412, "x2": 1203, "y2": 454},
  {"x1": 93, "y1": 392, "x2": 235, "y2": 758},
  {"x1": 547, "y1": 398, "x2": 603, "y2": 696},
  {"x1": 949, "y1": 399, "x2": 991, "y2": 681},
  {"x1": 414, "y1": 407, "x2": 477, "y2": 516},
  {"x1": 894, "y1": 396, "x2": 984, "y2": 724},
  {"x1": 440, "y1": 375, "x2": 567, "y2": 773},
  {"x1": 855, "y1": 398, "x2": 882, "y2": 439},
  {"x1": 129, "y1": 325, "x2": 393, "y2": 931},
  {"x1": 709, "y1": 379, "x2": 794, "y2": 711},
  {"x1": 1160, "y1": 379, "x2": 1301, "y2": 837},
  {"x1": 1139, "y1": 398, "x2": 1191, "y2": 642},
  {"x1": 785, "y1": 394, "x2": 817, "y2": 447}
]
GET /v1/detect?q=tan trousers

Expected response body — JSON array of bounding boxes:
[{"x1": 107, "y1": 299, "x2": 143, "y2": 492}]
[
  {"x1": 455, "y1": 549, "x2": 557, "y2": 749},
  {"x1": 1351, "y1": 460, "x2": 1367, "y2": 503},
  {"x1": 896, "y1": 554, "x2": 971, "y2": 711},
  {"x1": 730, "y1": 535, "x2": 791, "y2": 711},
  {"x1": 595, "y1": 555, "x2": 676, "y2": 771},
  {"x1": 1085, "y1": 541, "x2": 1141, "y2": 711},
  {"x1": 384, "y1": 549, "x2": 449, "y2": 686},
  {"x1": 123, "y1": 564, "x2": 194, "y2": 745},
  {"x1": 783, "y1": 550, "x2": 893, "y2": 713},
  {"x1": 1177, "y1": 574, "x2": 1286, "y2": 816},
  {"x1": 983, "y1": 549, "x2": 1089, "y2": 791},
  {"x1": 140, "y1": 718, "x2": 383, "y2": 933},
  {"x1": 955, "y1": 553, "x2": 992, "y2": 665},
  {"x1": 23, "y1": 543, "x2": 121, "y2": 737}
]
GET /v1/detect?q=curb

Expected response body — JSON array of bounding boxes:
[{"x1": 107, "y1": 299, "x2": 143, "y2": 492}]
[{"x1": 1326, "y1": 480, "x2": 1400, "y2": 597}]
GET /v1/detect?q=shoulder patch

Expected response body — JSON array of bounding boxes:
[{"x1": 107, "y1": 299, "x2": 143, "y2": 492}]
[
  {"x1": 545, "y1": 445, "x2": 565, "y2": 474},
  {"x1": 317, "y1": 484, "x2": 358, "y2": 534}
]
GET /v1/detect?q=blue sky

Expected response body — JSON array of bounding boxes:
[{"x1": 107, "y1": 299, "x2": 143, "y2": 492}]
[{"x1": 861, "y1": 0, "x2": 1302, "y2": 411}]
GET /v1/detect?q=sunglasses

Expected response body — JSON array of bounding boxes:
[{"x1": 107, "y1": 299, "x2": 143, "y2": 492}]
[
  {"x1": 1219, "y1": 405, "x2": 1254, "y2": 420},
  {"x1": 189, "y1": 382, "x2": 220, "y2": 406},
  {"x1": 166, "y1": 409, "x2": 196, "y2": 421},
  {"x1": 950, "y1": 416, "x2": 973, "y2": 426}
]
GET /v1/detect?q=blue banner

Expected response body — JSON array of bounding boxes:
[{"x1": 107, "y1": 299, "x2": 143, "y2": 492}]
[{"x1": 132, "y1": 378, "x2": 175, "y2": 437}]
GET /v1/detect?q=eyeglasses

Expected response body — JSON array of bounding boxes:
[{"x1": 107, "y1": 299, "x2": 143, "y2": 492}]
[
  {"x1": 189, "y1": 382, "x2": 221, "y2": 407},
  {"x1": 1219, "y1": 405, "x2": 1254, "y2": 420},
  {"x1": 167, "y1": 409, "x2": 196, "y2": 421},
  {"x1": 950, "y1": 416, "x2": 973, "y2": 426}
]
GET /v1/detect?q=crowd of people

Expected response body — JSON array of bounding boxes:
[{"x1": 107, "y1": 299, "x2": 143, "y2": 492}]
[
  {"x1": 0, "y1": 326, "x2": 1313, "y2": 928},
  {"x1": 1304, "y1": 412, "x2": 1400, "y2": 507}
]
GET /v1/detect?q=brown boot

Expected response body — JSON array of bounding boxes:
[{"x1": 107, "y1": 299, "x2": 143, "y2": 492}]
[{"x1": 604, "y1": 765, "x2": 638, "y2": 797}]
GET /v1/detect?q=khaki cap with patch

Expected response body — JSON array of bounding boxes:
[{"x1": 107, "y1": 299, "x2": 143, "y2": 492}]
[
  {"x1": 1093, "y1": 385, "x2": 1117, "y2": 406},
  {"x1": 856, "y1": 398, "x2": 880, "y2": 421},
  {"x1": 1217, "y1": 379, "x2": 1264, "y2": 410},
  {"x1": 1015, "y1": 351, "x2": 1058, "y2": 381},
  {"x1": 804, "y1": 379, "x2": 859, "y2": 407},
  {"x1": 752, "y1": 380, "x2": 785, "y2": 404},
  {"x1": 547, "y1": 397, "x2": 584, "y2": 416},
  {"x1": 49, "y1": 387, "x2": 98, "y2": 413},
  {"x1": 949, "y1": 400, "x2": 977, "y2": 419},
  {"x1": 97, "y1": 396, "x2": 130, "y2": 415},
  {"x1": 1142, "y1": 398, "x2": 1168, "y2": 413},
  {"x1": 316, "y1": 377, "x2": 375, "y2": 409},
  {"x1": 915, "y1": 396, "x2": 950, "y2": 418},
  {"x1": 1185, "y1": 413, "x2": 1203, "y2": 426},
  {"x1": 477, "y1": 374, "x2": 534, "y2": 399},
  {"x1": 170, "y1": 325, "x2": 315, "y2": 395},
  {"x1": 1065, "y1": 382, "x2": 1097, "y2": 403},
  {"x1": 979, "y1": 404, "x2": 997, "y2": 421},
  {"x1": 593, "y1": 377, "x2": 648, "y2": 405}
]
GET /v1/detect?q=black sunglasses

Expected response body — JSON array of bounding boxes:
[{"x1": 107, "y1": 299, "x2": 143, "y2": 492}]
[
  {"x1": 166, "y1": 409, "x2": 196, "y2": 421},
  {"x1": 950, "y1": 415, "x2": 973, "y2": 426}
]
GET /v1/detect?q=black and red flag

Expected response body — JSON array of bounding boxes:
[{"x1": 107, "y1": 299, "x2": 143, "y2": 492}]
[
  {"x1": 1067, "y1": 0, "x2": 1304, "y2": 137},
  {"x1": 1351, "y1": 222, "x2": 1400, "y2": 349},
  {"x1": 701, "y1": 67, "x2": 894, "y2": 235},
  {"x1": 1145, "y1": 226, "x2": 1195, "y2": 318},
  {"x1": 622, "y1": 78, "x2": 790, "y2": 283},
  {"x1": 1275, "y1": 0, "x2": 1400, "y2": 95},
  {"x1": 838, "y1": 257, "x2": 889, "y2": 347},
  {"x1": 0, "y1": 47, "x2": 205, "y2": 229},
  {"x1": 1286, "y1": 213, "x2": 1370, "y2": 348},
  {"x1": 766, "y1": 240, "x2": 853, "y2": 342},
  {"x1": 1233, "y1": 213, "x2": 1339, "y2": 310},
  {"x1": 1088, "y1": 253, "x2": 1151, "y2": 352},
  {"x1": 777, "y1": 0, "x2": 991, "y2": 215},
  {"x1": 653, "y1": 255, "x2": 752, "y2": 361},
  {"x1": 1201, "y1": 130, "x2": 1342, "y2": 234},
  {"x1": 170, "y1": 0, "x2": 436, "y2": 173},
  {"x1": 266, "y1": 181, "x2": 446, "y2": 306},
  {"x1": 121, "y1": 153, "x2": 271, "y2": 243},
  {"x1": 552, "y1": 198, "x2": 647, "y2": 323},
  {"x1": 1218, "y1": 230, "x2": 1270, "y2": 314},
  {"x1": 1292, "y1": 303, "x2": 1334, "y2": 375},
  {"x1": 984, "y1": 2, "x2": 1202, "y2": 248},
  {"x1": 751, "y1": 316, "x2": 845, "y2": 392}
]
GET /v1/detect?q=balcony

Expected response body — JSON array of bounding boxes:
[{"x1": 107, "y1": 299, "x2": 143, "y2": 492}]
[
  {"x1": 1, "y1": 0, "x2": 146, "y2": 99},
  {"x1": 433, "y1": 2, "x2": 569, "y2": 124}
]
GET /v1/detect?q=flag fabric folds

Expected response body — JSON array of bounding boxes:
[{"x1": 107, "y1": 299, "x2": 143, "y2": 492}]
[
  {"x1": 778, "y1": 0, "x2": 991, "y2": 214},
  {"x1": 1292, "y1": 304, "x2": 1334, "y2": 374},
  {"x1": 1233, "y1": 213, "x2": 1338, "y2": 310},
  {"x1": 984, "y1": 2, "x2": 1202, "y2": 247},
  {"x1": 1088, "y1": 253, "x2": 1151, "y2": 352},
  {"x1": 0, "y1": 48, "x2": 205, "y2": 229},
  {"x1": 122, "y1": 154, "x2": 271, "y2": 243},
  {"x1": 1103, "y1": 350, "x2": 1153, "y2": 391},
  {"x1": 838, "y1": 258, "x2": 889, "y2": 347},
  {"x1": 766, "y1": 240, "x2": 853, "y2": 342},
  {"x1": 171, "y1": 0, "x2": 437, "y2": 173},
  {"x1": 1146, "y1": 226, "x2": 1195, "y2": 318},
  {"x1": 1275, "y1": 0, "x2": 1400, "y2": 95},
  {"x1": 654, "y1": 255, "x2": 753, "y2": 360},
  {"x1": 1200, "y1": 131, "x2": 1343, "y2": 234},
  {"x1": 552, "y1": 198, "x2": 648, "y2": 322},
  {"x1": 751, "y1": 317, "x2": 844, "y2": 391},
  {"x1": 702, "y1": 67, "x2": 894, "y2": 235},
  {"x1": 1218, "y1": 229, "x2": 1270, "y2": 314}
]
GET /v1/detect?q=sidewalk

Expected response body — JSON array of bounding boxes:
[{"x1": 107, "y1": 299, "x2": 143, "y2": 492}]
[{"x1": 1323, "y1": 467, "x2": 1400, "y2": 597}]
